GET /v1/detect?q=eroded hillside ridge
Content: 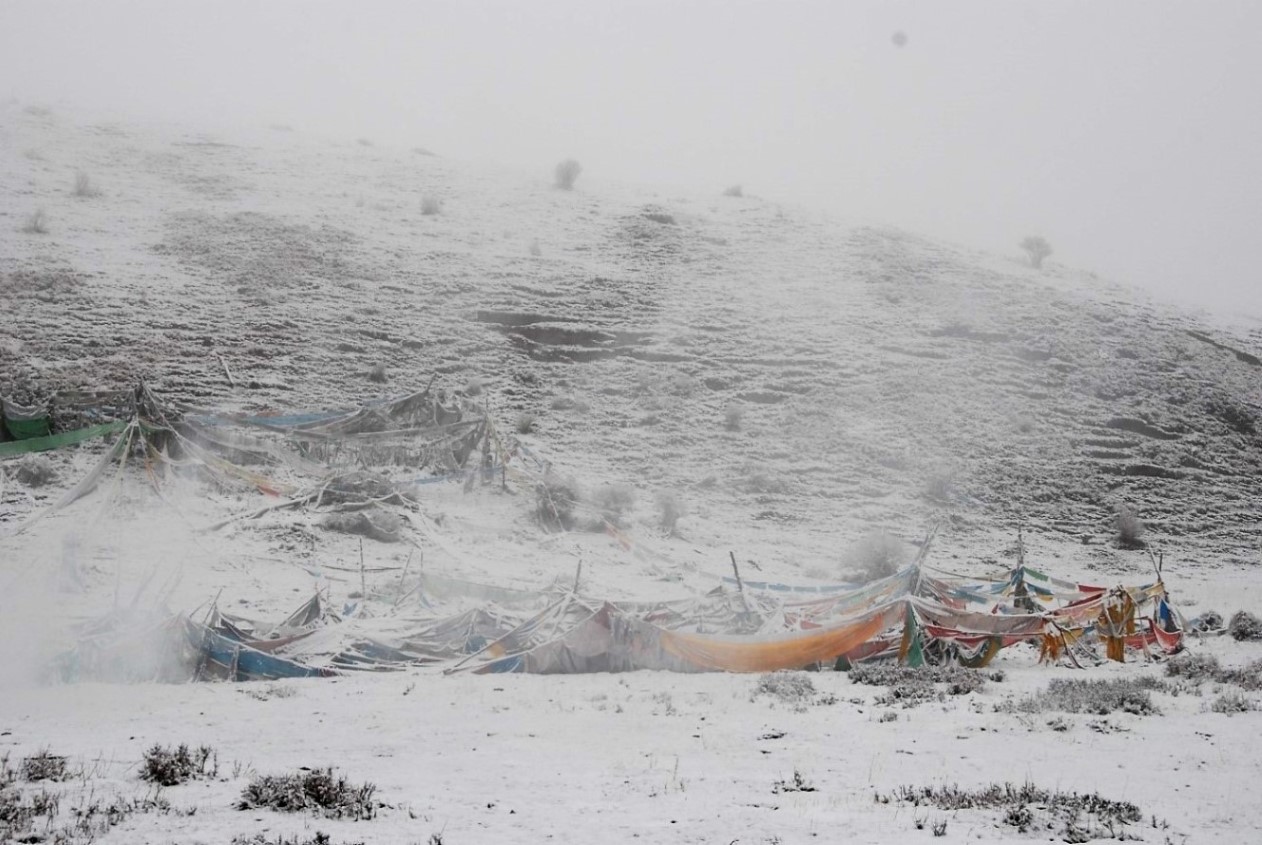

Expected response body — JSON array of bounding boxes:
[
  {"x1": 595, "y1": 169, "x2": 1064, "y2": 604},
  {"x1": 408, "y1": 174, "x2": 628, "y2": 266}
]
[{"x1": 2, "y1": 106, "x2": 1260, "y2": 567}]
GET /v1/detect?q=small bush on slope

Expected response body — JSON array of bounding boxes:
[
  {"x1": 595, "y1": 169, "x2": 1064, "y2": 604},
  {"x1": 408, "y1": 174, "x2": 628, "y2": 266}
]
[
  {"x1": 590, "y1": 483, "x2": 635, "y2": 528},
  {"x1": 654, "y1": 490, "x2": 683, "y2": 535},
  {"x1": 535, "y1": 473, "x2": 579, "y2": 531},
  {"x1": 842, "y1": 530, "x2": 907, "y2": 583},
  {"x1": 1115, "y1": 504, "x2": 1145, "y2": 549},
  {"x1": 73, "y1": 170, "x2": 101, "y2": 197},
  {"x1": 554, "y1": 158, "x2": 582, "y2": 190},
  {"x1": 850, "y1": 663, "x2": 995, "y2": 708},
  {"x1": 21, "y1": 209, "x2": 48, "y2": 234}
]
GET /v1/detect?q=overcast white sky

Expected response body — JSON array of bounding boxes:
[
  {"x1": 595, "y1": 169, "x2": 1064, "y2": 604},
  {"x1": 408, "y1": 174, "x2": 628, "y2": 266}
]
[{"x1": 3, "y1": 1, "x2": 1260, "y2": 317}]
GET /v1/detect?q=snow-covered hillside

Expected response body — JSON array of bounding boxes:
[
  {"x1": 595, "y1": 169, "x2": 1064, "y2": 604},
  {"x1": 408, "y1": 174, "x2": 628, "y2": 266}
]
[{"x1": 3, "y1": 104, "x2": 1261, "y2": 844}]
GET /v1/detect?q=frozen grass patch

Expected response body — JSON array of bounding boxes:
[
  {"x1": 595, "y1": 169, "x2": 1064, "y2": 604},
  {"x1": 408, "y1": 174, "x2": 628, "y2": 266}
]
[
  {"x1": 1001, "y1": 677, "x2": 1164, "y2": 716},
  {"x1": 879, "y1": 781, "x2": 1152, "y2": 841},
  {"x1": 238, "y1": 767, "x2": 378, "y2": 820},
  {"x1": 232, "y1": 834, "x2": 364, "y2": 845},
  {"x1": 140, "y1": 743, "x2": 217, "y2": 787},
  {"x1": 1168, "y1": 653, "x2": 1262, "y2": 691},
  {"x1": 772, "y1": 769, "x2": 816, "y2": 794},
  {"x1": 752, "y1": 672, "x2": 826, "y2": 712},
  {"x1": 21, "y1": 750, "x2": 68, "y2": 782},
  {"x1": 850, "y1": 663, "x2": 995, "y2": 708},
  {"x1": 1164, "y1": 652, "x2": 1220, "y2": 683}
]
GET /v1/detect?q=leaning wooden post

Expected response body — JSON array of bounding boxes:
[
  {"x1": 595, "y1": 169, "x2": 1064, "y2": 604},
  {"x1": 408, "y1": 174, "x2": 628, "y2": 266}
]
[
  {"x1": 572, "y1": 559, "x2": 583, "y2": 594},
  {"x1": 729, "y1": 551, "x2": 744, "y2": 594}
]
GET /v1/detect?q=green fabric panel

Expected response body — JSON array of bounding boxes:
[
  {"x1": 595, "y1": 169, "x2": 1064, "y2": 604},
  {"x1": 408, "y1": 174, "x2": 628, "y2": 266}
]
[
  {"x1": 900, "y1": 608, "x2": 925, "y2": 668},
  {"x1": 3, "y1": 416, "x2": 52, "y2": 440},
  {"x1": 0, "y1": 420, "x2": 129, "y2": 457}
]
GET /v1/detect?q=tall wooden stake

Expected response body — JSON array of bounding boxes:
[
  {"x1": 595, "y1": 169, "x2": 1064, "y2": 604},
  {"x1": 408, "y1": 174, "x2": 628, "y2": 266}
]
[
  {"x1": 359, "y1": 538, "x2": 367, "y2": 598},
  {"x1": 572, "y1": 559, "x2": 583, "y2": 594}
]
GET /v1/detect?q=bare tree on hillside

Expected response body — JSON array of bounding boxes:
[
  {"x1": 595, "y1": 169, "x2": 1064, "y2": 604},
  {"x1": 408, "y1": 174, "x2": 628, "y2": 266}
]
[
  {"x1": 1020, "y1": 235, "x2": 1053, "y2": 270},
  {"x1": 554, "y1": 159, "x2": 582, "y2": 190}
]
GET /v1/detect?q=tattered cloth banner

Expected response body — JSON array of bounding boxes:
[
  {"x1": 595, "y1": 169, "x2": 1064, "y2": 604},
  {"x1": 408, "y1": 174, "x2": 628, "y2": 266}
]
[
  {"x1": 0, "y1": 419, "x2": 128, "y2": 457},
  {"x1": 475, "y1": 600, "x2": 908, "y2": 674},
  {"x1": 659, "y1": 601, "x2": 905, "y2": 672}
]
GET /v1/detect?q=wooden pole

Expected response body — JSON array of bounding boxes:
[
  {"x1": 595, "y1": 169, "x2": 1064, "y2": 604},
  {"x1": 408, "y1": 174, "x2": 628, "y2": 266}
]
[
  {"x1": 572, "y1": 558, "x2": 583, "y2": 594},
  {"x1": 359, "y1": 538, "x2": 367, "y2": 598},
  {"x1": 729, "y1": 551, "x2": 744, "y2": 594},
  {"x1": 215, "y1": 352, "x2": 236, "y2": 388},
  {"x1": 397, "y1": 548, "x2": 414, "y2": 595}
]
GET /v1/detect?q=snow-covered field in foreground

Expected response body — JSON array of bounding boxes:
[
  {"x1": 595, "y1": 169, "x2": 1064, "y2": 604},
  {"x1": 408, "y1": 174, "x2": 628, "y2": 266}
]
[{"x1": 3, "y1": 650, "x2": 1260, "y2": 845}]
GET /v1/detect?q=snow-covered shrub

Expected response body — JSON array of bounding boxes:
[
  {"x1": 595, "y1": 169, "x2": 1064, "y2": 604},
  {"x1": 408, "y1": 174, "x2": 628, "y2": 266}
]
[
  {"x1": 554, "y1": 158, "x2": 582, "y2": 190},
  {"x1": 754, "y1": 671, "x2": 817, "y2": 709},
  {"x1": 1164, "y1": 652, "x2": 1220, "y2": 683},
  {"x1": 1116, "y1": 504, "x2": 1145, "y2": 548},
  {"x1": 73, "y1": 170, "x2": 101, "y2": 197},
  {"x1": 1210, "y1": 692, "x2": 1254, "y2": 714},
  {"x1": 1219, "y1": 659, "x2": 1262, "y2": 691},
  {"x1": 654, "y1": 490, "x2": 683, "y2": 535},
  {"x1": 420, "y1": 195, "x2": 442, "y2": 215},
  {"x1": 20, "y1": 751, "x2": 67, "y2": 782},
  {"x1": 723, "y1": 184, "x2": 743, "y2": 197},
  {"x1": 13, "y1": 455, "x2": 57, "y2": 487},
  {"x1": 367, "y1": 362, "x2": 388, "y2": 384},
  {"x1": 515, "y1": 412, "x2": 538, "y2": 434},
  {"x1": 852, "y1": 664, "x2": 990, "y2": 709},
  {"x1": 141, "y1": 743, "x2": 216, "y2": 786},
  {"x1": 723, "y1": 403, "x2": 745, "y2": 431},
  {"x1": 1019, "y1": 235, "x2": 1052, "y2": 269},
  {"x1": 591, "y1": 482, "x2": 635, "y2": 528},
  {"x1": 1228, "y1": 610, "x2": 1262, "y2": 641},
  {"x1": 238, "y1": 767, "x2": 377, "y2": 820},
  {"x1": 842, "y1": 530, "x2": 907, "y2": 583},
  {"x1": 535, "y1": 473, "x2": 579, "y2": 532},
  {"x1": 21, "y1": 209, "x2": 48, "y2": 234}
]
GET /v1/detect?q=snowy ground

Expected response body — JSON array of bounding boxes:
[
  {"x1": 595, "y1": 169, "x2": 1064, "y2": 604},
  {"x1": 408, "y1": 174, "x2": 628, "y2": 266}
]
[{"x1": 3, "y1": 103, "x2": 1262, "y2": 843}]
